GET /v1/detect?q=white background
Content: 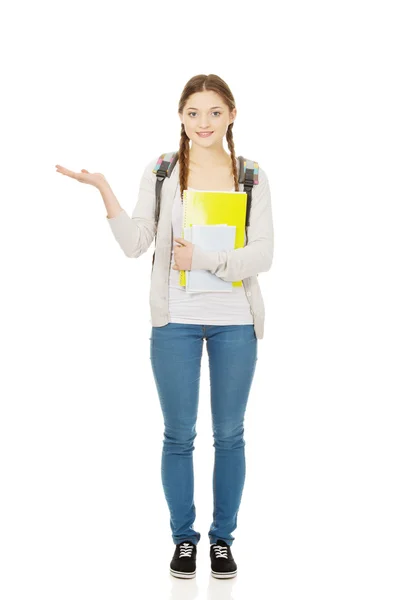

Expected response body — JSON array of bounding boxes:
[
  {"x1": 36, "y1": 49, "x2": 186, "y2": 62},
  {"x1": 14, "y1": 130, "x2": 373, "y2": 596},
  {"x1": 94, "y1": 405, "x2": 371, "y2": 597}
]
[{"x1": 1, "y1": 1, "x2": 399, "y2": 598}]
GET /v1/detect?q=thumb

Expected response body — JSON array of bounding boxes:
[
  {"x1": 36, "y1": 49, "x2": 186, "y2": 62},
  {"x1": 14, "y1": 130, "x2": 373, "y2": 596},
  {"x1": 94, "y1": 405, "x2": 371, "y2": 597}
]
[{"x1": 174, "y1": 237, "x2": 187, "y2": 245}]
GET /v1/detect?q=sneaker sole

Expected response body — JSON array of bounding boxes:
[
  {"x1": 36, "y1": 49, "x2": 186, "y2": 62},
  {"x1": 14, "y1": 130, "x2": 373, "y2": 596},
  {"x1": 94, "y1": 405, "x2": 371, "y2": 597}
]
[
  {"x1": 170, "y1": 568, "x2": 196, "y2": 579},
  {"x1": 211, "y1": 569, "x2": 237, "y2": 579}
]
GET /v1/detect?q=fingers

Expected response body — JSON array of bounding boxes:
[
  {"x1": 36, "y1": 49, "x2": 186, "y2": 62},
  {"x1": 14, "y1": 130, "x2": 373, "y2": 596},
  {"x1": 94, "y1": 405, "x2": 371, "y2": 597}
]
[
  {"x1": 55, "y1": 165, "x2": 91, "y2": 180},
  {"x1": 55, "y1": 165, "x2": 78, "y2": 178}
]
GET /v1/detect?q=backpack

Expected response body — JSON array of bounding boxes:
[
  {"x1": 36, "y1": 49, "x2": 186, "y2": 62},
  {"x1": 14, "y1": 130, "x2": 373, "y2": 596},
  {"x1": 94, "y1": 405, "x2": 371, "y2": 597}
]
[{"x1": 151, "y1": 151, "x2": 259, "y2": 270}]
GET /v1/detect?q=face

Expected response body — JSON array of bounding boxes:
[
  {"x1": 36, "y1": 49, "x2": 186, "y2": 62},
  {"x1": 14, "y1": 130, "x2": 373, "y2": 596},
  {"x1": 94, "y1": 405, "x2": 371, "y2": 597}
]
[{"x1": 179, "y1": 90, "x2": 236, "y2": 147}]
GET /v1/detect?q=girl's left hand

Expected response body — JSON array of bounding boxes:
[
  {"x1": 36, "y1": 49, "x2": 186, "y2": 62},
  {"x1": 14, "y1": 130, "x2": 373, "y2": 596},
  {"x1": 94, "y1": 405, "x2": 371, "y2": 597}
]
[{"x1": 172, "y1": 237, "x2": 194, "y2": 271}]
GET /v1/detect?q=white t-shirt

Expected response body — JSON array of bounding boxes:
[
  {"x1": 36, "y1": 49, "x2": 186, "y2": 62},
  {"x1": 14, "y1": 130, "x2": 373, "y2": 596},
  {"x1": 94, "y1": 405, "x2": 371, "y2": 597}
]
[{"x1": 168, "y1": 185, "x2": 254, "y2": 325}]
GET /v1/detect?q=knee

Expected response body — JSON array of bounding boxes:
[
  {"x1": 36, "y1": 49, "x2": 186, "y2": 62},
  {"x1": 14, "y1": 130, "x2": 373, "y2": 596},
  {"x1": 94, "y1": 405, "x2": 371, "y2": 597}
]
[
  {"x1": 212, "y1": 422, "x2": 245, "y2": 450},
  {"x1": 163, "y1": 425, "x2": 198, "y2": 454}
]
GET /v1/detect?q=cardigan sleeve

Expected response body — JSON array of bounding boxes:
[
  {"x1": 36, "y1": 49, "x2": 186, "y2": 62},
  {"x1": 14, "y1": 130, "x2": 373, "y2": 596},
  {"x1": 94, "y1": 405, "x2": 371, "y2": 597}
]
[
  {"x1": 106, "y1": 157, "x2": 158, "y2": 258},
  {"x1": 190, "y1": 167, "x2": 274, "y2": 281}
]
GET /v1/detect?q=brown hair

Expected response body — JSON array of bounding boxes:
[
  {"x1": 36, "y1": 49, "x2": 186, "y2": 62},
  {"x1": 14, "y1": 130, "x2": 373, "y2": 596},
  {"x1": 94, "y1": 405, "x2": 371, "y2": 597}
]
[{"x1": 177, "y1": 74, "x2": 239, "y2": 201}]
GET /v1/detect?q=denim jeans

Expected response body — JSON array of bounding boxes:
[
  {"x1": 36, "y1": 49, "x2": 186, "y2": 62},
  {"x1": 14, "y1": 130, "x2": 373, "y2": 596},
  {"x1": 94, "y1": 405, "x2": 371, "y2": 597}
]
[{"x1": 149, "y1": 322, "x2": 258, "y2": 547}]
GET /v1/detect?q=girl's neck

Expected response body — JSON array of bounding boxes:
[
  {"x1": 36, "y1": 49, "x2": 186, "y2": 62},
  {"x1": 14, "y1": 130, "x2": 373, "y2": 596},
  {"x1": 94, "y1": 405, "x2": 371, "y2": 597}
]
[{"x1": 189, "y1": 147, "x2": 231, "y2": 169}]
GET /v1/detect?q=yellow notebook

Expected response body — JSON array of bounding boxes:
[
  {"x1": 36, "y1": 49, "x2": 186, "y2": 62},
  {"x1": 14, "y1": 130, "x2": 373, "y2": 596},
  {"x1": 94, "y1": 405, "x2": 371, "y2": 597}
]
[{"x1": 179, "y1": 189, "x2": 248, "y2": 287}]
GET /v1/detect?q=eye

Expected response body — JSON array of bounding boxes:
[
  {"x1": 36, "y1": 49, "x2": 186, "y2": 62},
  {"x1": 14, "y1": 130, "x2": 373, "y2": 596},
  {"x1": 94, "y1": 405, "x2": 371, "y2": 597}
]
[{"x1": 187, "y1": 111, "x2": 221, "y2": 117}]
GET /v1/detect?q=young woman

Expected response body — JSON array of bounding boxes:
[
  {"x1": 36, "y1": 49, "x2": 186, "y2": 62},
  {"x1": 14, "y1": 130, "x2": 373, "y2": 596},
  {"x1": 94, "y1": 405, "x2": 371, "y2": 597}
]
[{"x1": 56, "y1": 73, "x2": 274, "y2": 580}]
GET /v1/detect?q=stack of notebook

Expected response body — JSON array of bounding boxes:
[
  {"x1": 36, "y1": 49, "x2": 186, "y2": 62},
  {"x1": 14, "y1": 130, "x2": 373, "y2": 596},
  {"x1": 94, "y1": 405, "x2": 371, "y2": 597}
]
[{"x1": 179, "y1": 188, "x2": 248, "y2": 291}]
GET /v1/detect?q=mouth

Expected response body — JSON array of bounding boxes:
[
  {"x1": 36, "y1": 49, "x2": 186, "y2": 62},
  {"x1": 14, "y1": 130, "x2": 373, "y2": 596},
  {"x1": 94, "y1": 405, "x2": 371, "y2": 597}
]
[{"x1": 196, "y1": 131, "x2": 214, "y2": 137}]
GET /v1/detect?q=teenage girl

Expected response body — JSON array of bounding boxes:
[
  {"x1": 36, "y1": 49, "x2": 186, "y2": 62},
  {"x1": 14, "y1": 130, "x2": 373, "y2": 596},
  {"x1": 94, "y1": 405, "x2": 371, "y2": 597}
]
[{"x1": 55, "y1": 73, "x2": 274, "y2": 580}]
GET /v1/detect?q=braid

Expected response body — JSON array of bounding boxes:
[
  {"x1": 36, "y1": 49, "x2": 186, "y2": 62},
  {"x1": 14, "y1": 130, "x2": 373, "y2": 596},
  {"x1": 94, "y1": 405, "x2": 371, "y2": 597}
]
[
  {"x1": 178, "y1": 124, "x2": 190, "y2": 202},
  {"x1": 226, "y1": 124, "x2": 239, "y2": 190}
]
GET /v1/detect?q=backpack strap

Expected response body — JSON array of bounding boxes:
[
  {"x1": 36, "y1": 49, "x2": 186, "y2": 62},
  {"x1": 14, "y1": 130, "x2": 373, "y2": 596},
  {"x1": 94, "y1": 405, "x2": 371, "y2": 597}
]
[
  {"x1": 237, "y1": 156, "x2": 259, "y2": 228},
  {"x1": 152, "y1": 152, "x2": 179, "y2": 227},
  {"x1": 151, "y1": 152, "x2": 178, "y2": 271}
]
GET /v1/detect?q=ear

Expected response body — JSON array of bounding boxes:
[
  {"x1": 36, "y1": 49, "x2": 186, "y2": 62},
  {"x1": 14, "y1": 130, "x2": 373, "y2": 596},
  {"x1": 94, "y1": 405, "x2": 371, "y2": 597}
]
[{"x1": 230, "y1": 107, "x2": 237, "y2": 125}]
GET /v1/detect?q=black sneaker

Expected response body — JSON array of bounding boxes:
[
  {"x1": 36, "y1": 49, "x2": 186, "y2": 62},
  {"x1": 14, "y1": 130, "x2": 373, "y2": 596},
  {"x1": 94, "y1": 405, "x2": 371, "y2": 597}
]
[
  {"x1": 170, "y1": 540, "x2": 197, "y2": 579},
  {"x1": 210, "y1": 539, "x2": 237, "y2": 579}
]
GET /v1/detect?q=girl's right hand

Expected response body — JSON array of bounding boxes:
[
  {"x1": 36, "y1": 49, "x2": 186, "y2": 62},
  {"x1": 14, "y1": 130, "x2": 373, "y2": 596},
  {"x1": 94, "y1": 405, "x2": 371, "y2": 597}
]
[{"x1": 55, "y1": 165, "x2": 107, "y2": 189}]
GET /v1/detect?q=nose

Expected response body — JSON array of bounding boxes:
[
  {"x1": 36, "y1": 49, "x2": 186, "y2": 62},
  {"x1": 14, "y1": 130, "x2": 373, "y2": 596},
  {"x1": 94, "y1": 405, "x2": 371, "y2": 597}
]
[{"x1": 199, "y1": 120, "x2": 211, "y2": 129}]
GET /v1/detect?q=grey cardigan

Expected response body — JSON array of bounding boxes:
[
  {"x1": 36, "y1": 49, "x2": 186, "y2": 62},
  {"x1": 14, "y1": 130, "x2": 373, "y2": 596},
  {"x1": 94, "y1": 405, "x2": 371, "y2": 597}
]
[{"x1": 106, "y1": 155, "x2": 274, "y2": 339}]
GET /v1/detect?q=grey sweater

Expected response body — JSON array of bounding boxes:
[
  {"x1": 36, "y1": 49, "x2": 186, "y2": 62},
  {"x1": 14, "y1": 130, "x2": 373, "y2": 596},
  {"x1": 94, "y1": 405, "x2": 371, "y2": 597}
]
[{"x1": 106, "y1": 155, "x2": 274, "y2": 339}]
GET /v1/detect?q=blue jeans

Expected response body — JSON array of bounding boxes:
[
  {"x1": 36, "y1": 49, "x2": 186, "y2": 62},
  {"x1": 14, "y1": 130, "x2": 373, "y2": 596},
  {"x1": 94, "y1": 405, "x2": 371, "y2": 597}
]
[{"x1": 149, "y1": 322, "x2": 258, "y2": 547}]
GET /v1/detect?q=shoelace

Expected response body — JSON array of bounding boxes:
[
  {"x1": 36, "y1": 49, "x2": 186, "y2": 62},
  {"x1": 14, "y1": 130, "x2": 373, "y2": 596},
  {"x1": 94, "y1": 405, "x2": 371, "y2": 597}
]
[
  {"x1": 212, "y1": 544, "x2": 228, "y2": 559},
  {"x1": 179, "y1": 542, "x2": 194, "y2": 558}
]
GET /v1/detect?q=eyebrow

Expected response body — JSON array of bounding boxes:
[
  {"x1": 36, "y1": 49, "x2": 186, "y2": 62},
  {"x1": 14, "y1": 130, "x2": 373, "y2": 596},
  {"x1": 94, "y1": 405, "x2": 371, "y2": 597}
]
[{"x1": 186, "y1": 106, "x2": 223, "y2": 110}]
